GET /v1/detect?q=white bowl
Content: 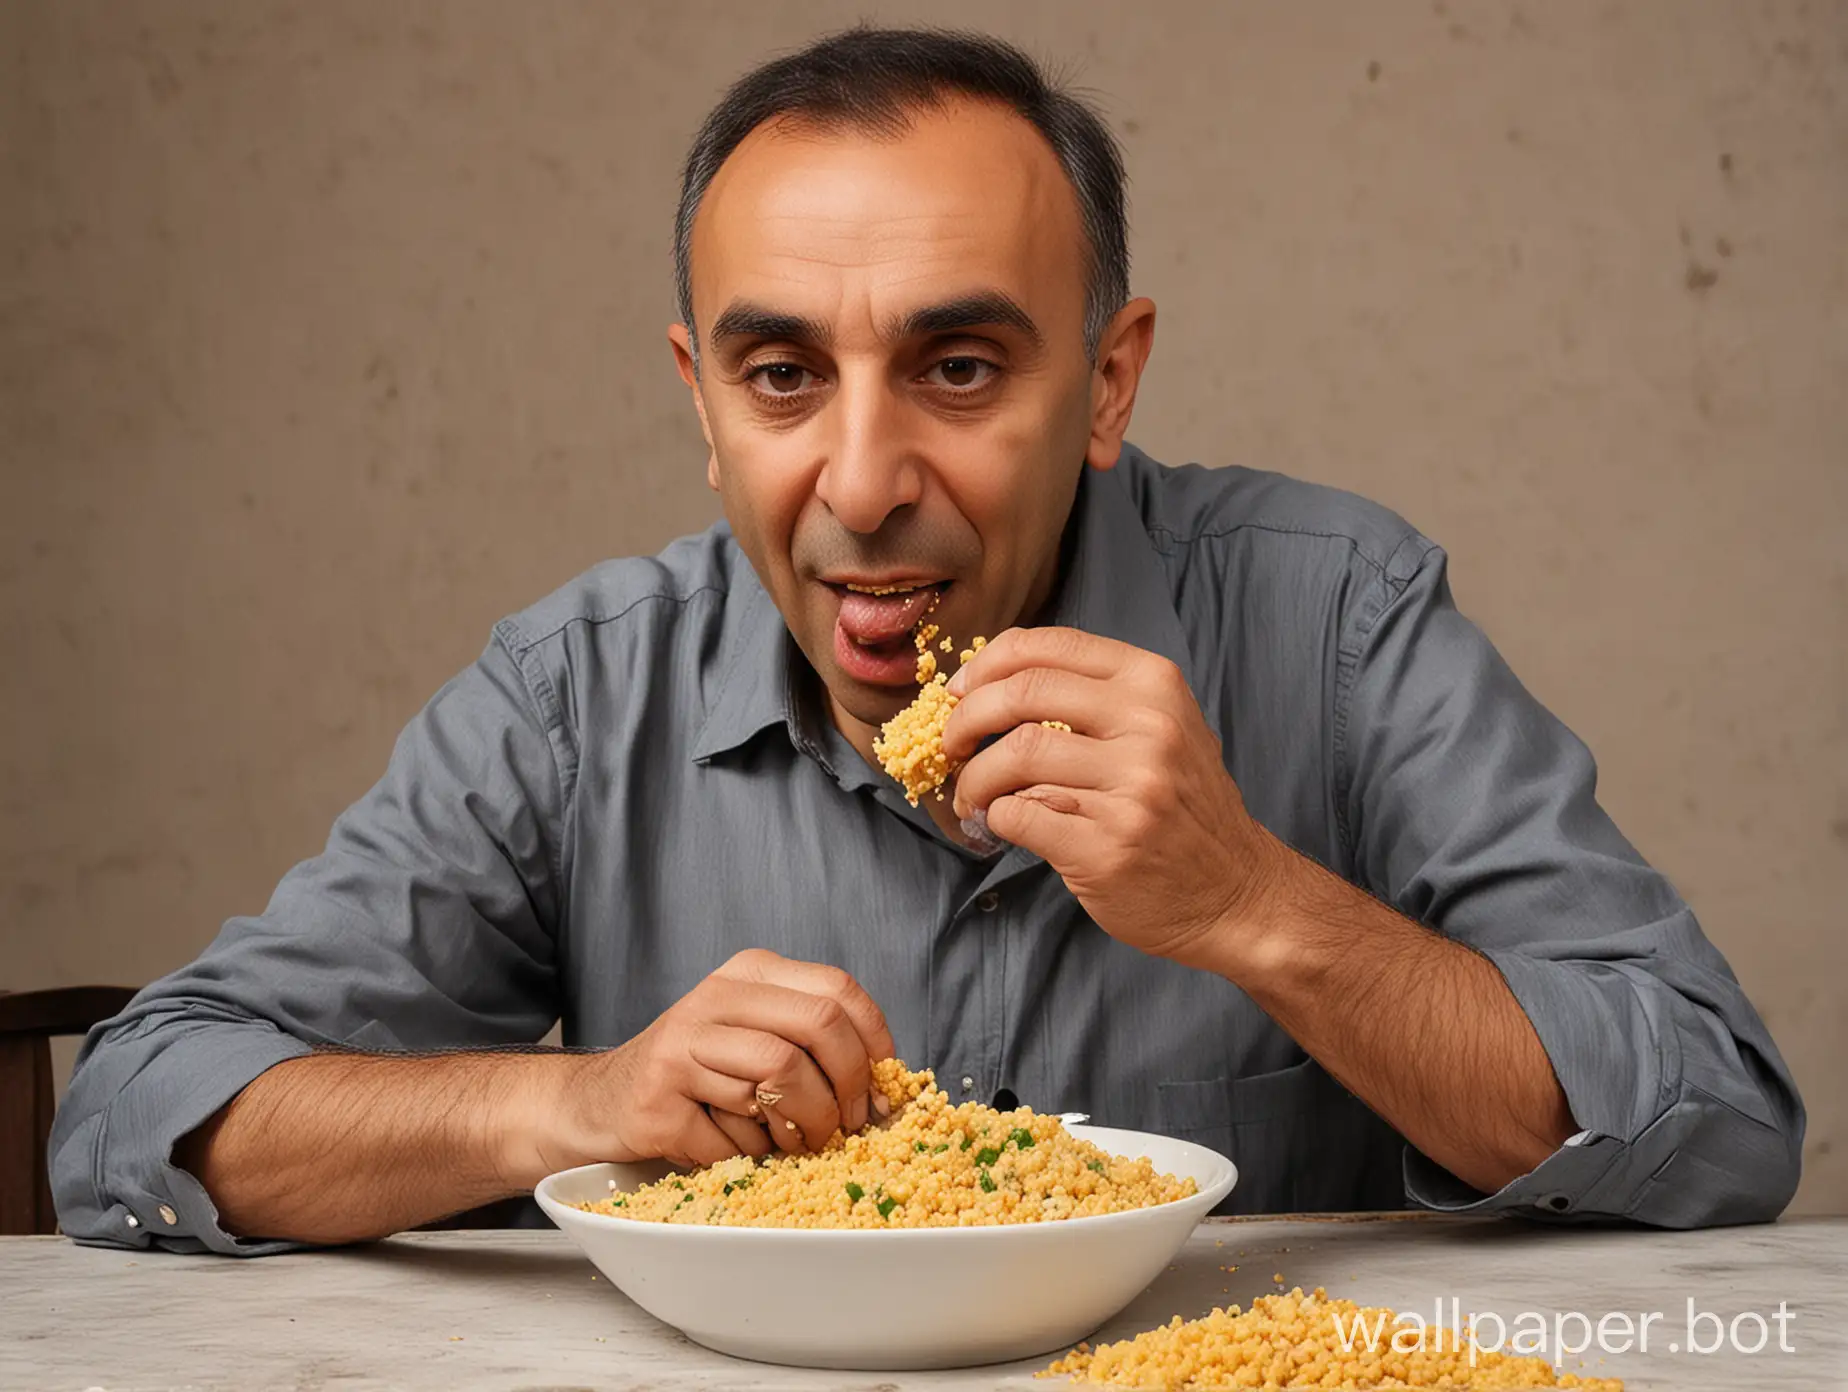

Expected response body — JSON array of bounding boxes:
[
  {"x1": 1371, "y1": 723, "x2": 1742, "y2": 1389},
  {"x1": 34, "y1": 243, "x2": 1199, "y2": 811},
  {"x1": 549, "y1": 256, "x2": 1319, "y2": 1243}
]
[{"x1": 534, "y1": 1124, "x2": 1236, "y2": 1371}]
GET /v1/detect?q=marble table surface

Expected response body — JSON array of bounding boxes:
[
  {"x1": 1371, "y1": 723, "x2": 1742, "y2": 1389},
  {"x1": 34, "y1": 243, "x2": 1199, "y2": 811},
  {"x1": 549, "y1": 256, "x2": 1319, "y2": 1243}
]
[{"x1": 3, "y1": 1214, "x2": 1843, "y2": 1390}]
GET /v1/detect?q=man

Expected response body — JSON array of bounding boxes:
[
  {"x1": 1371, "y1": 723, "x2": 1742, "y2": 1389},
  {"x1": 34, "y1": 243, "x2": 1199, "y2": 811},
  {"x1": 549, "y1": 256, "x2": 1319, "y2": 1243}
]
[{"x1": 53, "y1": 27, "x2": 1800, "y2": 1252}]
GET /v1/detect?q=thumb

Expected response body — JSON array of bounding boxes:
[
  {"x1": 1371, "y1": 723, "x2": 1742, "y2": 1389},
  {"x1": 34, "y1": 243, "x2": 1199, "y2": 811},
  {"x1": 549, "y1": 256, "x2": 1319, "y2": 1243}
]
[{"x1": 985, "y1": 787, "x2": 1084, "y2": 867}]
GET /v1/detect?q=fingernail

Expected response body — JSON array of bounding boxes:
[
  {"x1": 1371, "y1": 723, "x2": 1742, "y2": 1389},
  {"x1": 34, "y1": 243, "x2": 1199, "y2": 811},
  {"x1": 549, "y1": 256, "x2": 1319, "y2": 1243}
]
[
  {"x1": 946, "y1": 670, "x2": 967, "y2": 696},
  {"x1": 847, "y1": 1093, "x2": 868, "y2": 1133},
  {"x1": 872, "y1": 1090, "x2": 892, "y2": 1118},
  {"x1": 961, "y1": 807, "x2": 1005, "y2": 855}
]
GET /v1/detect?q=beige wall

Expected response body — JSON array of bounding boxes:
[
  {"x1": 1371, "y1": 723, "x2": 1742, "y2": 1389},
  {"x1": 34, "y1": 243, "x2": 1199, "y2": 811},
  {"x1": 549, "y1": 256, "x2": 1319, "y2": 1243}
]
[{"x1": 3, "y1": 2, "x2": 1842, "y2": 1211}]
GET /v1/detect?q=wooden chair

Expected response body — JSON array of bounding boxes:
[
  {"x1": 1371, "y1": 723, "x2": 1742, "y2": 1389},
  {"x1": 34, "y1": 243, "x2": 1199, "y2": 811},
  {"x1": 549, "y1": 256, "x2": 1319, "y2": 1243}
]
[{"x1": 0, "y1": 986, "x2": 138, "y2": 1234}]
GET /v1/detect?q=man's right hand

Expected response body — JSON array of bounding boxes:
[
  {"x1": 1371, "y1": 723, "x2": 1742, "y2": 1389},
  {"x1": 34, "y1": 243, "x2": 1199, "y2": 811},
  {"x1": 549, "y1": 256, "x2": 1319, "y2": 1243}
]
[
  {"x1": 518, "y1": 949, "x2": 896, "y2": 1178},
  {"x1": 176, "y1": 949, "x2": 894, "y2": 1244}
]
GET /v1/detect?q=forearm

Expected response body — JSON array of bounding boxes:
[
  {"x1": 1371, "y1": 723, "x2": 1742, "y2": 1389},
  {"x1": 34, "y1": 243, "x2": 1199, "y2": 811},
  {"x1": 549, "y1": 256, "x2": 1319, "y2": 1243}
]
[
  {"x1": 1200, "y1": 837, "x2": 1575, "y2": 1194},
  {"x1": 176, "y1": 1049, "x2": 581, "y2": 1245}
]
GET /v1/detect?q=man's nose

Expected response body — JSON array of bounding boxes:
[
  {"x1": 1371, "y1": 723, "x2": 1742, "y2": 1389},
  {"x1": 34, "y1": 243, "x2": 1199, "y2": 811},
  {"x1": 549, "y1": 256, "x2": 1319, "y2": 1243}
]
[{"x1": 812, "y1": 370, "x2": 924, "y2": 535}]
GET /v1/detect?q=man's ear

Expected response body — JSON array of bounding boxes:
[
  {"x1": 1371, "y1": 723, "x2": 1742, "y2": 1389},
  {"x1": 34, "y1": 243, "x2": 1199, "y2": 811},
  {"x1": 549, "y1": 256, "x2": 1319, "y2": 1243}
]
[
  {"x1": 1085, "y1": 297, "x2": 1157, "y2": 472},
  {"x1": 667, "y1": 322, "x2": 720, "y2": 490}
]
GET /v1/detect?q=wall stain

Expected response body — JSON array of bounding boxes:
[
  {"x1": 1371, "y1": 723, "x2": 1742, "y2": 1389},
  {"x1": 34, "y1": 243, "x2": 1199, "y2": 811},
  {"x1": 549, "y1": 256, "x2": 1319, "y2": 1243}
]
[
  {"x1": 1772, "y1": 37, "x2": 1813, "y2": 68},
  {"x1": 1685, "y1": 263, "x2": 1720, "y2": 292},
  {"x1": 365, "y1": 353, "x2": 401, "y2": 408},
  {"x1": 1367, "y1": 60, "x2": 1382, "y2": 83},
  {"x1": 139, "y1": 50, "x2": 182, "y2": 104}
]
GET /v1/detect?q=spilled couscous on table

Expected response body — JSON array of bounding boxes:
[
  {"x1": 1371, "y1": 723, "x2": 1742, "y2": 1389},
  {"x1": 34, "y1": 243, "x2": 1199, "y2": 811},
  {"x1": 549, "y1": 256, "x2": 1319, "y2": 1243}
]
[
  {"x1": 1039, "y1": 1287, "x2": 1624, "y2": 1389},
  {"x1": 572, "y1": 1059, "x2": 1195, "y2": 1229}
]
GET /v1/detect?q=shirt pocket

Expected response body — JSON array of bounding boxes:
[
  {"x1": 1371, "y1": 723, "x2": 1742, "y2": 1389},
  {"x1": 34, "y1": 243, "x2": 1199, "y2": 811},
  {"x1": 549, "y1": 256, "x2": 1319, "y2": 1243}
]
[{"x1": 1156, "y1": 1060, "x2": 1406, "y2": 1215}]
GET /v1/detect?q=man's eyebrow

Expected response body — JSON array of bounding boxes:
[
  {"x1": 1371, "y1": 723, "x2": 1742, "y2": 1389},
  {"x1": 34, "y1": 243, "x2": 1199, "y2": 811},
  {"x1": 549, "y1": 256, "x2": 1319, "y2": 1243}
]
[
  {"x1": 887, "y1": 291, "x2": 1044, "y2": 349},
  {"x1": 705, "y1": 291, "x2": 1045, "y2": 355},
  {"x1": 708, "y1": 302, "x2": 833, "y2": 351}
]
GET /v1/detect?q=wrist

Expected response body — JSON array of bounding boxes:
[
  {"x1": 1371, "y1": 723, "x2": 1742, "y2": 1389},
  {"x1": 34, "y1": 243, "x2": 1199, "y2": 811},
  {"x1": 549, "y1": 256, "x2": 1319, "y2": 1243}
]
[
  {"x1": 1186, "y1": 827, "x2": 1316, "y2": 984},
  {"x1": 483, "y1": 1050, "x2": 597, "y2": 1191}
]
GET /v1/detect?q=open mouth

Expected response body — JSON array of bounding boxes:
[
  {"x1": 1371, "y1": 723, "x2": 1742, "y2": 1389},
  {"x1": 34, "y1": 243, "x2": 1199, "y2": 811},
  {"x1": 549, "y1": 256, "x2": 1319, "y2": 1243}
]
[
  {"x1": 826, "y1": 580, "x2": 953, "y2": 685},
  {"x1": 842, "y1": 580, "x2": 930, "y2": 597}
]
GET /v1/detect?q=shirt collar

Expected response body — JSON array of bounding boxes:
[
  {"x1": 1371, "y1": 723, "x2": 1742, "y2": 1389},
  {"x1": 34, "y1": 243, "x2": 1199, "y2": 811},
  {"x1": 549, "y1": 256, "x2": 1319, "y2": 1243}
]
[
  {"x1": 688, "y1": 560, "x2": 810, "y2": 765},
  {"x1": 690, "y1": 447, "x2": 1196, "y2": 767}
]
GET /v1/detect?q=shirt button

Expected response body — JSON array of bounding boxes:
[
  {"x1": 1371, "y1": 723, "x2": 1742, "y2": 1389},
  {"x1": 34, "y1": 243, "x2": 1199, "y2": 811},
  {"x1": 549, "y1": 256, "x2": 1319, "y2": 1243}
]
[
  {"x1": 158, "y1": 1204, "x2": 179, "y2": 1226},
  {"x1": 960, "y1": 1076, "x2": 975, "y2": 1092},
  {"x1": 124, "y1": 1214, "x2": 140, "y2": 1229},
  {"x1": 1537, "y1": 1193, "x2": 1572, "y2": 1213},
  {"x1": 976, "y1": 891, "x2": 1000, "y2": 913}
]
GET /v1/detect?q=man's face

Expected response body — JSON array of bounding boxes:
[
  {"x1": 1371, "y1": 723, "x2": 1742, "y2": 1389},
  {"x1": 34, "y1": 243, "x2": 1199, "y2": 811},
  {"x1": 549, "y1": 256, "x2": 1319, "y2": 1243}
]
[{"x1": 672, "y1": 99, "x2": 1112, "y2": 732}]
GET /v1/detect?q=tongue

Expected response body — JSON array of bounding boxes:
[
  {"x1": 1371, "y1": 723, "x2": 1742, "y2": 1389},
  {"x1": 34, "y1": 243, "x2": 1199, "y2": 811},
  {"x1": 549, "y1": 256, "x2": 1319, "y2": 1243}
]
[{"x1": 837, "y1": 587, "x2": 941, "y2": 646}]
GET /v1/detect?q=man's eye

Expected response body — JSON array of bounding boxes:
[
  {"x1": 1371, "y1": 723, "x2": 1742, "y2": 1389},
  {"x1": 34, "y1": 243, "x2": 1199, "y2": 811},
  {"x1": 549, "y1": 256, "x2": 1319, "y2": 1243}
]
[
  {"x1": 928, "y1": 357, "x2": 997, "y2": 391},
  {"x1": 749, "y1": 363, "x2": 814, "y2": 396}
]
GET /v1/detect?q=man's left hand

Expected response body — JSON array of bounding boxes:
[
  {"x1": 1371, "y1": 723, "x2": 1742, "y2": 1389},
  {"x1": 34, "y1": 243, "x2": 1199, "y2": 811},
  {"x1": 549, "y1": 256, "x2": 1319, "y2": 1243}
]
[{"x1": 942, "y1": 626, "x2": 1285, "y2": 967}]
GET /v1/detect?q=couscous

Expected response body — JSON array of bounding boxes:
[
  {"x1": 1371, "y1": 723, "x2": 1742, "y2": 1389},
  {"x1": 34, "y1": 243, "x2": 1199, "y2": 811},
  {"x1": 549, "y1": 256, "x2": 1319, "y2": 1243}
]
[
  {"x1": 871, "y1": 613, "x2": 1071, "y2": 806},
  {"x1": 574, "y1": 1059, "x2": 1195, "y2": 1229},
  {"x1": 1039, "y1": 1287, "x2": 1624, "y2": 1390}
]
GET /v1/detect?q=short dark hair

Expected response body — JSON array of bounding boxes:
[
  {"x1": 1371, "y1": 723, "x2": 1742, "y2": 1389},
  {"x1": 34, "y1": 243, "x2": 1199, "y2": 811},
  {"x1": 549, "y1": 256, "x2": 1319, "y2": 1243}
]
[{"x1": 673, "y1": 26, "x2": 1129, "y2": 369}]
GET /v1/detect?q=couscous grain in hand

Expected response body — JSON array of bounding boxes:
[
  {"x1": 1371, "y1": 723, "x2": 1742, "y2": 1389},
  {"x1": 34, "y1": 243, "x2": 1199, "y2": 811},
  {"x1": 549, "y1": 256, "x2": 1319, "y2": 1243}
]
[
  {"x1": 574, "y1": 1060, "x2": 1195, "y2": 1229},
  {"x1": 872, "y1": 621, "x2": 1072, "y2": 806}
]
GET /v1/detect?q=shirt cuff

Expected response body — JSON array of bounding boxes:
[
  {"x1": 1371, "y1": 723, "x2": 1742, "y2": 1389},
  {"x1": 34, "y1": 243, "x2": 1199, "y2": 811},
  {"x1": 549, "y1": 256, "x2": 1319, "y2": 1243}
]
[
  {"x1": 1404, "y1": 1128, "x2": 1628, "y2": 1219},
  {"x1": 82, "y1": 1021, "x2": 313, "y2": 1255}
]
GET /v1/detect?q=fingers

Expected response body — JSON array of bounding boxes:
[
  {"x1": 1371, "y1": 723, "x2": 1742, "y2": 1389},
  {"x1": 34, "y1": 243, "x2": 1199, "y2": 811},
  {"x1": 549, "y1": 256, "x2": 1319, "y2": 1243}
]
[
  {"x1": 946, "y1": 626, "x2": 1141, "y2": 696},
  {"x1": 940, "y1": 666, "x2": 1122, "y2": 762},
  {"x1": 707, "y1": 1106, "x2": 774, "y2": 1159},
  {"x1": 683, "y1": 1065, "x2": 775, "y2": 1159},
  {"x1": 673, "y1": 1106, "x2": 747, "y2": 1170},
  {"x1": 723, "y1": 982, "x2": 872, "y2": 1134},
  {"x1": 717, "y1": 952, "x2": 897, "y2": 1065},
  {"x1": 985, "y1": 785, "x2": 1091, "y2": 867},
  {"x1": 951, "y1": 720, "x2": 1102, "y2": 820},
  {"x1": 686, "y1": 1019, "x2": 842, "y2": 1151}
]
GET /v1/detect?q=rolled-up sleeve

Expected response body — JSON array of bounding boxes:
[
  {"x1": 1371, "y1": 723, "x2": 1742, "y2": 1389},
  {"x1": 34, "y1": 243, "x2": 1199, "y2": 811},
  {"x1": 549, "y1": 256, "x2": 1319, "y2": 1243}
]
[
  {"x1": 50, "y1": 621, "x2": 573, "y2": 1253},
  {"x1": 1338, "y1": 540, "x2": 1803, "y2": 1227}
]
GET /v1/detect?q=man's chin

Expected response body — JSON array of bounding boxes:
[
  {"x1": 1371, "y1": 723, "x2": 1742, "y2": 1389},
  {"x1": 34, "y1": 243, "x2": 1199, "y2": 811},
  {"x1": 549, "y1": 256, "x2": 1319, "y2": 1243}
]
[
  {"x1": 790, "y1": 639, "x2": 915, "y2": 734},
  {"x1": 826, "y1": 674, "x2": 919, "y2": 731}
]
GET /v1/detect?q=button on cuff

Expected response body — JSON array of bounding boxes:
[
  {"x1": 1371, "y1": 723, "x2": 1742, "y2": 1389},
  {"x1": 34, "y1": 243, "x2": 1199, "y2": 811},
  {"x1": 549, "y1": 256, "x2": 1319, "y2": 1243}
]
[{"x1": 1403, "y1": 1131, "x2": 1622, "y2": 1218}]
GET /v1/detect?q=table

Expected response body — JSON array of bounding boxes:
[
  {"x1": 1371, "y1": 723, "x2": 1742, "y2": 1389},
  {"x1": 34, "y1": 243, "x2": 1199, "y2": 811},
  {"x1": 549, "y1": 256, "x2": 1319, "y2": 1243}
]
[{"x1": 3, "y1": 1215, "x2": 1843, "y2": 1390}]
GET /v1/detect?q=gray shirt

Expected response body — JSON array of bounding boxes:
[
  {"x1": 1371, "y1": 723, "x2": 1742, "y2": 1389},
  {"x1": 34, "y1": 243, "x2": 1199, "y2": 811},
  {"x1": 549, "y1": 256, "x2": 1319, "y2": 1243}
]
[{"x1": 52, "y1": 445, "x2": 1802, "y2": 1253}]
